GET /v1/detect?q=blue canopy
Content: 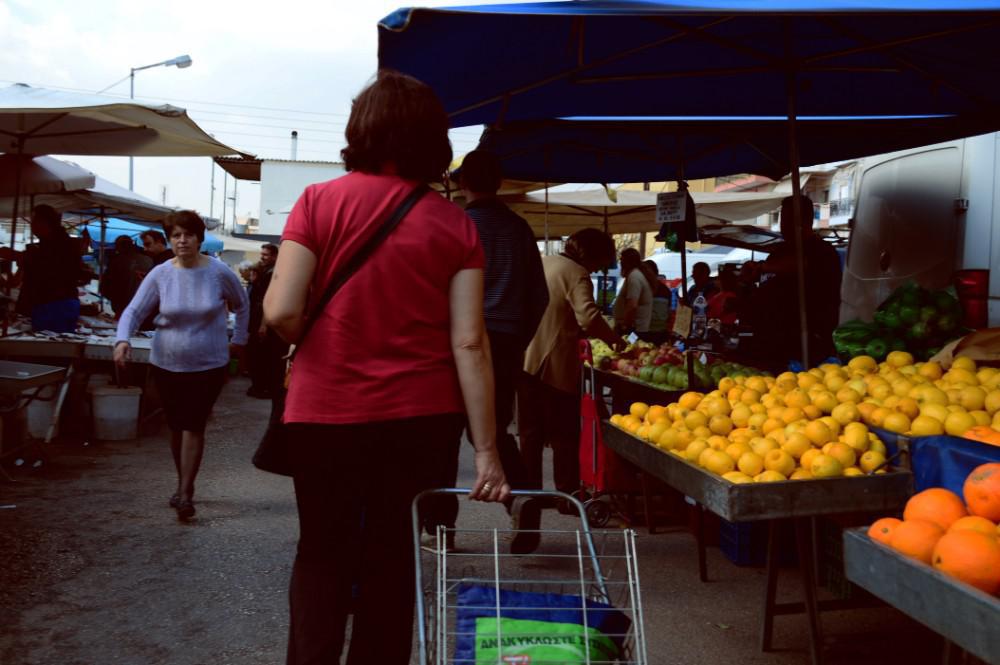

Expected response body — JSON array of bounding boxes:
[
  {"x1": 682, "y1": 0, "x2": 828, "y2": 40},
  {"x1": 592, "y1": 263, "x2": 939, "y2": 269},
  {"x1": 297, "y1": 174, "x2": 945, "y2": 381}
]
[
  {"x1": 84, "y1": 219, "x2": 225, "y2": 254},
  {"x1": 379, "y1": 1, "x2": 1000, "y2": 128},
  {"x1": 467, "y1": 115, "x2": 998, "y2": 182}
]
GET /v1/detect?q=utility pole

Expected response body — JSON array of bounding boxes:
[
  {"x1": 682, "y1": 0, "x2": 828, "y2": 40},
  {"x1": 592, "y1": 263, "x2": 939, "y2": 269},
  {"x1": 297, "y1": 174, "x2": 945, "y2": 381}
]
[
  {"x1": 229, "y1": 180, "x2": 238, "y2": 233},
  {"x1": 220, "y1": 170, "x2": 227, "y2": 232},
  {"x1": 209, "y1": 158, "x2": 216, "y2": 219}
]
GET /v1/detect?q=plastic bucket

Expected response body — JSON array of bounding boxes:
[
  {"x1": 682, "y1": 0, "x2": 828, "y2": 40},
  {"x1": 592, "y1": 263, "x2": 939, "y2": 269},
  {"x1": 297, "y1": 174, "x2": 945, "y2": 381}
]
[
  {"x1": 91, "y1": 386, "x2": 142, "y2": 440},
  {"x1": 24, "y1": 383, "x2": 60, "y2": 440}
]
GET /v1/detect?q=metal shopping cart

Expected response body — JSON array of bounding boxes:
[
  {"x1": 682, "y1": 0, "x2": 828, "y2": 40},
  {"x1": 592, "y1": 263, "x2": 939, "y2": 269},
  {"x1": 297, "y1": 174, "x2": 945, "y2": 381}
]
[{"x1": 412, "y1": 489, "x2": 647, "y2": 665}]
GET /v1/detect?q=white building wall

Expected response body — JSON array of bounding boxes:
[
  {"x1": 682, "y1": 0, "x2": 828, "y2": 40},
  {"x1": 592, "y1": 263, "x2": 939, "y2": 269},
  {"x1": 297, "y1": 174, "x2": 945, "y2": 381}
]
[{"x1": 257, "y1": 161, "x2": 345, "y2": 235}]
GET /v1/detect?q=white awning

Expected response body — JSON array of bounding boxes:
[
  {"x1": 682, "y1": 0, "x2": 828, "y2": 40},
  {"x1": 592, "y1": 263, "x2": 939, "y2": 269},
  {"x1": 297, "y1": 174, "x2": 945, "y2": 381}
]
[{"x1": 503, "y1": 188, "x2": 786, "y2": 237}]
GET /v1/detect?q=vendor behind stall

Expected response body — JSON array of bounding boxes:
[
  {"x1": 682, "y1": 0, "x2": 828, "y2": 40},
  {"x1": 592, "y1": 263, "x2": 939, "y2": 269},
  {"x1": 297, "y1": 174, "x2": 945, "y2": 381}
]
[
  {"x1": 613, "y1": 248, "x2": 652, "y2": 336},
  {"x1": 0, "y1": 204, "x2": 84, "y2": 333},
  {"x1": 101, "y1": 235, "x2": 153, "y2": 319},
  {"x1": 751, "y1": 195, "x2": 842, "y2": 369}
]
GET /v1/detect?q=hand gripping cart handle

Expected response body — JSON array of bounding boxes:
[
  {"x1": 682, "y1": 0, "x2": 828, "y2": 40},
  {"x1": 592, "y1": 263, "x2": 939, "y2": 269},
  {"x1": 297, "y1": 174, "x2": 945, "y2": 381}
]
[{"x1": 411, "y1": 489, "x2": 648, "y2": 665}]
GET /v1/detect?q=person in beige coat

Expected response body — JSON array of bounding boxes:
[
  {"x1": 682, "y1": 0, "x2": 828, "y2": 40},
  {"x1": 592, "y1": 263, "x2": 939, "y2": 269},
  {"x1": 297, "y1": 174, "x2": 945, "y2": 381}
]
[{"x1": 513, "y1": 228, "x2": 623, "y2": 552}]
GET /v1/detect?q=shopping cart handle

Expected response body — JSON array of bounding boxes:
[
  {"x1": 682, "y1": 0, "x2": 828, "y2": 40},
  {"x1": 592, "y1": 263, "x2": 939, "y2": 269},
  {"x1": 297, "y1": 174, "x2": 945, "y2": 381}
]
[
  {"x1": 579, "y1": 339, "x2": 593, "y2": 364},
  {"x1": 412, "y1": 488, "x2": 591, "y2": 531}
]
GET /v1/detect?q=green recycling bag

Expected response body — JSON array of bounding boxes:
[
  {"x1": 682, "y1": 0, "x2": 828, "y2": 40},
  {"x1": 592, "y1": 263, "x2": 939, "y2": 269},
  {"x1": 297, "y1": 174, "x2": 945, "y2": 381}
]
[{"x1": 473, "y1": 617, "x2": 619, "y2": 663}]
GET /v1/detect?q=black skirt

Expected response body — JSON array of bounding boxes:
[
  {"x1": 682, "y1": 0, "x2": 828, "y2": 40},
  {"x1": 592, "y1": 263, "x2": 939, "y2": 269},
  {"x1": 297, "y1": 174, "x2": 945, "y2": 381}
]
[{"x1": 152, "y1": 365, "x2": 227, "y2": 433}]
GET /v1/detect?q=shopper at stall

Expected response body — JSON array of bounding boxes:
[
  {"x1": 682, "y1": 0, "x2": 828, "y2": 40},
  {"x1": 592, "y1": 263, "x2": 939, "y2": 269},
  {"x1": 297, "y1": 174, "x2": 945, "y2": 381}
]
[
  {"x1": 100, "y1": 235, "x2": 153, "y2": 318},
  {"x1": 0, "y1": 204, "x2": 85, "y2": 333},
  {"x1": 429, "y1": 149, "x2": 548, "y2": 546},
  {"x1": 246, "y1": 243, "x2": 286, "y2": 398},
  {"x1": 262, "y1": 70, "x2": 509, "y2": 665},
  {"x1": 113, "y1": 210, "x2": 249, "y2": 521},
  {"x1": 684, "y1": 261, "x2": 718, "y2": 306},
  {"x1": 140, "y1": 230, "x2": 174, "y2": 265},
  {"x1": 751, "y1": 194, "x2": 842, "y2": 368},
  {"x1": 613, "y1": 247, "x2": 653, "y2": 335},
  {"x1": 643, "y1": 259, "x2": 672, "y2": 343},
  {"x1": 707, "y1": 266, "x2": 740, "y2": 326},
  {"x1": 520, "y1": 228, "x2": 624, "y2": 529}
]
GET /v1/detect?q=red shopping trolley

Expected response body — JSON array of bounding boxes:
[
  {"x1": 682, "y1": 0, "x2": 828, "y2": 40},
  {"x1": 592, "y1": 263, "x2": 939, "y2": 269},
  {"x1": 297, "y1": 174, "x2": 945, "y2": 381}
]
[{"x1": 577, "y1": 340, "x2": 644, "y2": 527}]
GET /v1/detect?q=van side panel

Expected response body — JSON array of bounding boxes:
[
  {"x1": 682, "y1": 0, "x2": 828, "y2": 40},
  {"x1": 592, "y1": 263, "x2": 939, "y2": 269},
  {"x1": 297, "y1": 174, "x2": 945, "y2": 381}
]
[
  {"x1": 961, "y1": 133, "x2": 995, "y2": 271},
  {"x1": 841, "y1": 142, "x2": 963, "y2": 323},
  {"x1": 991, "y1": 134, "x2": 1000, "y2": 327}
]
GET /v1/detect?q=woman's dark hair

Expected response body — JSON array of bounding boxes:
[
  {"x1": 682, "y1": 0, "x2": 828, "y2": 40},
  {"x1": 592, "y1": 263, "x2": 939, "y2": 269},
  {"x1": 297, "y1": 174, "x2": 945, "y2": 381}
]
[
  {"x1": 562, "y1": 228, "x2": 615, "y2": 270},
  {"x1": 341, "y1": 70, "x2": 452, "y2": 182},
  {"x1": 162, "y1": 210, "x2": 206, "y2": 243}
]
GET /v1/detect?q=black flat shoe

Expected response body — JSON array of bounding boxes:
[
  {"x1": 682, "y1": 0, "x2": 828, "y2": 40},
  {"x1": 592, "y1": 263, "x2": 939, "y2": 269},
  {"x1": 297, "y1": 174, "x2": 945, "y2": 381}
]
[
  {"x1": 176, "y1": 500, "x2": 196, "y2": 520},
  {"x1": 169, "y1": 493, "x2": 181, "y2": 509}
]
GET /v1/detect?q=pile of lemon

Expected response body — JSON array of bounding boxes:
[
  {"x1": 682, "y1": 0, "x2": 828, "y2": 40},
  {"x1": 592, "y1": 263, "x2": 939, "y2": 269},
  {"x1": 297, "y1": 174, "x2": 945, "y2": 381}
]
[{"x1": 608, "y1": 352, "x2": 1000, "y2": 483}]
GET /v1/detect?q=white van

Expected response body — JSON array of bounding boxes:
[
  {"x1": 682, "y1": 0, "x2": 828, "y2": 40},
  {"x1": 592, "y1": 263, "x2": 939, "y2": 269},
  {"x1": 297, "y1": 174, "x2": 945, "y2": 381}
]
[{"x1": 841, "y1": 132, "x2": 998, "y2": 328}]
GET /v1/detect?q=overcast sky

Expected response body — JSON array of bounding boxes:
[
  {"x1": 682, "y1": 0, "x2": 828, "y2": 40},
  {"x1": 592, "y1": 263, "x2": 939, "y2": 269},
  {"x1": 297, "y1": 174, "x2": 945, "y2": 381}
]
[{"x1": 0, "y1": 0, "x2": 497, "y2": 223}]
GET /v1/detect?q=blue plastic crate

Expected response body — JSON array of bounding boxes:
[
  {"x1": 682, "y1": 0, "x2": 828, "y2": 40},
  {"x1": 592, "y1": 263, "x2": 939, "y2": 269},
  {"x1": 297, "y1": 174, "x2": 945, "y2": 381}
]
[{"x1": 719, "y1": 519, "x2": 797, "y2": 567}]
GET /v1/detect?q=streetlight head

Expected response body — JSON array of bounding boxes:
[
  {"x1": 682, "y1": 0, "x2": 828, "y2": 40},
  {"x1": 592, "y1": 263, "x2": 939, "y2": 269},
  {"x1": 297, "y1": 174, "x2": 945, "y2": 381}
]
[{"x1": 168, "y1": 55, "x2": 193, "y2": 69}]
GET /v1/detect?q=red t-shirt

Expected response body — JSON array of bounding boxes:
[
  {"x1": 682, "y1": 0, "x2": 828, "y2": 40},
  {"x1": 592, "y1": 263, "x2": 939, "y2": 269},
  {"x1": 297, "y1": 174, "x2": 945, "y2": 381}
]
[{"x1": 281, "y1": 172, "x2": 484, "y2": 425}]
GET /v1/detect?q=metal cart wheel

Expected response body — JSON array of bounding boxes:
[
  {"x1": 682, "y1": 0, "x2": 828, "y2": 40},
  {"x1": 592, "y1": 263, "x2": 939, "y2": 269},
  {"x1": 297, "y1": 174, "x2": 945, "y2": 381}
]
[{"x1": 585, "y1": 497, "x2": 612, "y2": 528}]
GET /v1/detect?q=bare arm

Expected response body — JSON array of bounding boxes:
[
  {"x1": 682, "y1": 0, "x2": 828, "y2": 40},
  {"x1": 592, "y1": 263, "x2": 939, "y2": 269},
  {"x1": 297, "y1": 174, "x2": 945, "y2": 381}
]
[
  {"x1": 450, "y1": 268, "x2": 509, "y2": 503},
  {"x1": 263, "y1": 240, "x2": 316, "y2": 344}
]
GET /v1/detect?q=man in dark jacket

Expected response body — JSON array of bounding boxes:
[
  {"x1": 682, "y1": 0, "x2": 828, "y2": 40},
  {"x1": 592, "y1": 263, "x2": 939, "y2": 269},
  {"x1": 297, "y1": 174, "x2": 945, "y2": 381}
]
[
  {"x1": 752, "y1": 194, "x2": 842, "y2": 369},
  {"x1": 433, "y1": 150, "x2": 550, "y2": 552},
  {"x1": 246, "y1": 243, "x2": 286, "y2": 398},
  {"x1": 140, "y1": 230, "x2": 174, "y2": 265},
  {"x1": 101, "y1": 235, "x2": 153, "y2": 318},
  {"x1": 0, "y1": 205, "x2": 84, "y2": 333}
]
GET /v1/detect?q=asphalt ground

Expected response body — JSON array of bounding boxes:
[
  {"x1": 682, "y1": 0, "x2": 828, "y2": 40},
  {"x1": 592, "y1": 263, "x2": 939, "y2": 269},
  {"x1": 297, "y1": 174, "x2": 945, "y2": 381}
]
[{"x1": 0, "y1": 374, "x2": 948, "y2": 664}]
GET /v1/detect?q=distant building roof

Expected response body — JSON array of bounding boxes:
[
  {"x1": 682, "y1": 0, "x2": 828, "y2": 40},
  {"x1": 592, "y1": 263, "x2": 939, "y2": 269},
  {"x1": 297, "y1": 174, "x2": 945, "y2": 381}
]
[{"x1": 214, "y1": 157, "x2": 344, "y2": 181}]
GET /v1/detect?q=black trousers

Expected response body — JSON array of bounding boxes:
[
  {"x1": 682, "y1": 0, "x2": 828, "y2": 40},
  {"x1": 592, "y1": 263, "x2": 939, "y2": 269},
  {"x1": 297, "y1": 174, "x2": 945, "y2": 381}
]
[
  {"x1": 249, "y1": 329, "x2": 288, "y2": 394},
  {"x1": 286, "y1": 413, "x2": 464, "y2": 665},
  {"x1": 517, "y1": 372, "x2": 581, "y2": 494},
  {"x1": 431, "y1": 330, "x2": 531, "y2": 527}
]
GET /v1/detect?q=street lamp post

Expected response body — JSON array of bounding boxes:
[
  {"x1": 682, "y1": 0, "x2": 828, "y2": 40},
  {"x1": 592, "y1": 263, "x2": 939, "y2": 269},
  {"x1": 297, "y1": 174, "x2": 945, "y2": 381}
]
[{"x1": 128, "y1": 54, "x2": 192, "y2": 190}]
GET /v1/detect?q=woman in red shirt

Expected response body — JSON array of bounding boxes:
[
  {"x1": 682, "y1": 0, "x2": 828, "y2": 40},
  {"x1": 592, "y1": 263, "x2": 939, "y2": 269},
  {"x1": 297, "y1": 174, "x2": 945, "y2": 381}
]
[{"x1": 264, "y1": 71, "x2": 509, "y2": 665}]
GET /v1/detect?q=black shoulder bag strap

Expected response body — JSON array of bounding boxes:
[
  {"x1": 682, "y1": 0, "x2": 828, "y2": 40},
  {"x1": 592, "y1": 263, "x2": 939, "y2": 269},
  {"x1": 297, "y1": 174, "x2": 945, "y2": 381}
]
[{"x1": 289, "y1": 183, "x2": 429, "y2": 359}]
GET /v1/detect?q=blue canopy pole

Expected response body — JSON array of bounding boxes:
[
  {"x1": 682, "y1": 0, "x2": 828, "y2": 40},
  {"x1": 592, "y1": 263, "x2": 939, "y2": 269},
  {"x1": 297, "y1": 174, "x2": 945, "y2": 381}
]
[
  {"x1": 676, "y1": 134, "x2": 689, "y2": 304},
  {"x1": 785, "y1": 20, "x2": 811, "y2": 370},
  {"x1": 543, "y1": 181, "x2": 550, "y2": 255},
  {"x1": 98, "y1": 207, "x2": 107, "y2": 314}
]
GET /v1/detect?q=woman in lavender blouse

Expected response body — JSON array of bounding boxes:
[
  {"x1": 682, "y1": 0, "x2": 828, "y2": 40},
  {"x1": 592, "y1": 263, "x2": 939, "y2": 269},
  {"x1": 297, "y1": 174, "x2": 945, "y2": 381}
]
[{"x1": 114, "y1": 211, "x2": 249, "y2": 520}]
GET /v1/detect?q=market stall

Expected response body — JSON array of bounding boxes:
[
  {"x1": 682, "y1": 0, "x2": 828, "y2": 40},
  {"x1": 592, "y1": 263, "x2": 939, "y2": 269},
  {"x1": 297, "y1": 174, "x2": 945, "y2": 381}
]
[
  {"x1": 603, "y1": 423, "x2": 912, "y2": 663},
  {"x1": 843, "y1": 528, "x2": 1000, "y2": 665},
  {"x1": 0, "y1": 359, "x2": 70, "y2": 480}
]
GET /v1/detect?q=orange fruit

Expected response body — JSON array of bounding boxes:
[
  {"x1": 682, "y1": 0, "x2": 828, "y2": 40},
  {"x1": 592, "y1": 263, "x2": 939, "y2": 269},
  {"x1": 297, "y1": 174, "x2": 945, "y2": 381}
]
[
  {"x1": 896, "y1": 397, "x2": 920, "y2": 420},
  {"x1": 931, "y1": 530, "x2": 1000, "y2": 594},
  {"x1": 868, "y1": 517, "x2": 903, "y2": 545},
  {"x1": 678, "y1": 392, "x2": 704, "y2": 410},
  {"x1": 947, "y1": 515, "x2": 998, "y2": 537},
  {"x1": 963, "y1": 463, "x2": 1000, "y2": 522},
  {"x1": 868, "y1": 407, "x2": 891, "y2": 428},
  {"x1": 810, "y1": 454, "x2": 844, "y2": 479},
  {"x1": 803, "y1": 420, "x2": 834, "y2": 446},
  {"x1": 826, "y1": 442, "x2": 857, "y2": 468},
  {"x1": 889, "y1": 519, "x2": 945, "y2": 564},
  {"x1": 904, "y1": 488, "x2": 968, "y2": 531},
  {"x1": 882, "y1": 412, "x2": 911, "y2": 435}
]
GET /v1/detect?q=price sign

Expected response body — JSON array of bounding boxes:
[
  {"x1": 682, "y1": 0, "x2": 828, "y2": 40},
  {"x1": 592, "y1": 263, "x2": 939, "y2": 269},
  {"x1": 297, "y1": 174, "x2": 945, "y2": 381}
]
[{"x1": 656, "y1": 191, "x2": 686, "y2": 224}]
